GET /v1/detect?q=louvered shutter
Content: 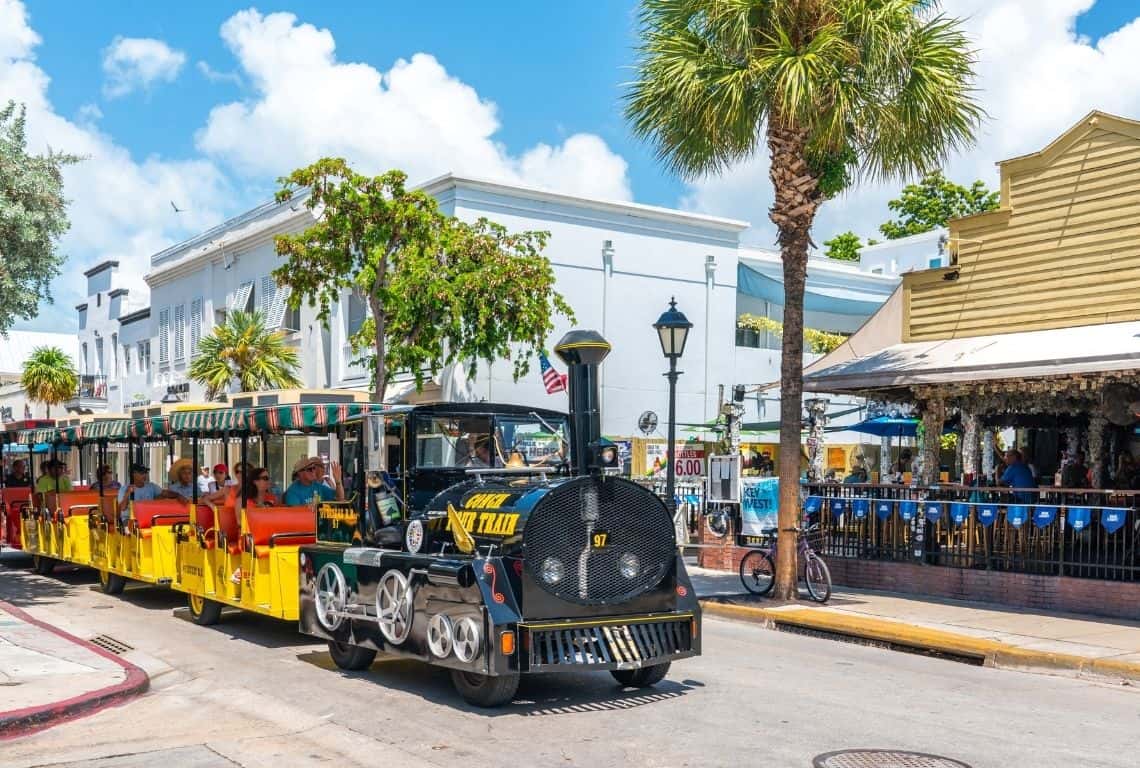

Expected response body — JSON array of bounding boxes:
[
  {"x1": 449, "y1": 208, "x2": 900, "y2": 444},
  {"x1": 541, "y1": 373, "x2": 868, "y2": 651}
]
[
  {"x1": 229, "y1": 282, "x2": 254, "y2": 312},
  {"x1": 190, "y1": 298, "x2": 203, "y2": 356},
  {"x1": 173, "y1": 304, "x2": 185, "y2": 361},
  {"x1": 158, "y1": 308, "x2": 170, "y2": 363},
  {"x1": 266, "y1": 285, "x2": 292, "y2": 329}
]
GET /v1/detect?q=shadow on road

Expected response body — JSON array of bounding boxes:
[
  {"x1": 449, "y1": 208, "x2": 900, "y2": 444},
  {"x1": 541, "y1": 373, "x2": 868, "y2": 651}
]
[
  {"x1": 296, "y1": 648, "x2": 701, "y2": 717},
  {"x1": 171, "y1": 605, "x2": 326, "y2": 650},
  {"x1": 0, "y1": 550, "x2": 75, "y2": 607}
]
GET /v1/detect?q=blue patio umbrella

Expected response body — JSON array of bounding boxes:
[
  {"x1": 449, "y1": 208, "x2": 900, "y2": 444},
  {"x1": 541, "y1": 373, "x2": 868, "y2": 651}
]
[{"x1": 847, "y1": 417, "x2": 918, "y2": 438}]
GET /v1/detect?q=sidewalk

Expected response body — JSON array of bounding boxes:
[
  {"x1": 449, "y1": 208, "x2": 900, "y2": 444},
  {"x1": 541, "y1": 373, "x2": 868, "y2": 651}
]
[
  {"x1": 0, "y1": 599, "x2": 149, "y2": 739},
  {"x1": 690, "y1": 566, "x2": 1140, "y2": 685}
]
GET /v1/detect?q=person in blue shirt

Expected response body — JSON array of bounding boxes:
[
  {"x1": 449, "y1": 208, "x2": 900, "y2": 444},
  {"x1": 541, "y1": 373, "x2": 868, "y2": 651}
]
[
  {"x1": 116, "y1": 464, "x2": 183, "y2": 523},
  {"x1": 1000, "y1": 450, "x2": 1036, "y2": 503},
  {"x1": 283, "y1": 456, "x2": 344, "y2": 506}
]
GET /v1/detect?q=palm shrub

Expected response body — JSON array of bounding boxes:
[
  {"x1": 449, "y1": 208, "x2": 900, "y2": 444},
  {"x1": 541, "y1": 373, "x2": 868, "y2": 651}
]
[
  {"x1": 627, "y1": 0, "x2": 981, "y2": 599},
  {"x1": 188, "y1": 310, "x2": 302, "y2": 400},
  {"x1": 21, "y1": 346, "x2": 78, "y2": 417}
]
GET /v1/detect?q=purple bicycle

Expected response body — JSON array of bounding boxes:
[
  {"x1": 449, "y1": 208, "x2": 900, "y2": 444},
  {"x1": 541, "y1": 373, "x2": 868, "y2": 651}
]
[{"x1": 739, "y1": 524, "x2": 832, "y2": 602}]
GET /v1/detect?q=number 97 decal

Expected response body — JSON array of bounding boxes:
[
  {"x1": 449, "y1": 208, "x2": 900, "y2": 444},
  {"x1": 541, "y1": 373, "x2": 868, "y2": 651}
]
[{"x1": 592, "y1": 531, "x2": 608, "y2": 549}]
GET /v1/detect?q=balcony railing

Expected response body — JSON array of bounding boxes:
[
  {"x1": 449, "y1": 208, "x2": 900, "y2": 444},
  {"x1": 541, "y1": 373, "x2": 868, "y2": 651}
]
[{"x1": 75, "y1": 374, "x2": 108, "y2": 400}]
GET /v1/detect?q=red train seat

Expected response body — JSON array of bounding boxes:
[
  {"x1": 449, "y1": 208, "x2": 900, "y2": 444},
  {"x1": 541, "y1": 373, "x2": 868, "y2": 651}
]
[
  {"x1": 217, "y1": 505, "x2": 241, "y2": 554},
  {"x1": 244, "y1": 505, "x2": 315, "y2": 558},
  {"x1": 132, "y1": 500, "x2": 190, "y2": 537},
  {"x1": 58, "y1": 491, "x2": 105, "y2": 517}
]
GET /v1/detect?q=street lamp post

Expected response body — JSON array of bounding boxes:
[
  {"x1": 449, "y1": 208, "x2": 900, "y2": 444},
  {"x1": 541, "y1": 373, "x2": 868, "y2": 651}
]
[{"x1": 653, "y1": 297, "x2": 692, "y2": 516}]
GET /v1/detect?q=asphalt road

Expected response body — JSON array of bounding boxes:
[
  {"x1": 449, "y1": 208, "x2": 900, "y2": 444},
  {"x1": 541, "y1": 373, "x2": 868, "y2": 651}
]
[{"x1": 2, "y1": 551, "x2": 1137, "y2": 768}]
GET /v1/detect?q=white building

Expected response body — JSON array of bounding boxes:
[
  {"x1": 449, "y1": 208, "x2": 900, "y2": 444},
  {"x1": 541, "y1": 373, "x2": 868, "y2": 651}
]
[
  {"x1": 857, "y1": 228, "x2": 948, "y2": 277},
  {"x1": 70, "y1": 174, "x2": 898, "y2": 444}
]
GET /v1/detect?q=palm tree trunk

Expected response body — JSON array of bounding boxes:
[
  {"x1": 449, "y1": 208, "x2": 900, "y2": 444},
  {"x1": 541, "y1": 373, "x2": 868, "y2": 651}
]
[{"x1": 767, "y1": 122, "x2": 822, "y2": 602}]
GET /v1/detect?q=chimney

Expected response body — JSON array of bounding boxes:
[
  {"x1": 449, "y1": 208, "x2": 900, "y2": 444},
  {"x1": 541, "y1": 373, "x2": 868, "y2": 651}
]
[{"x1": 553, "y1": 330, "x2": 611, "y2": 475}]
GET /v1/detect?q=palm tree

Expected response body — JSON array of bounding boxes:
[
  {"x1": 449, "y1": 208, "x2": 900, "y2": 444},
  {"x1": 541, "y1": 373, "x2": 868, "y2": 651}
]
[
  {"x1": 21, "y1": 346, "x2": 78, "y2": 418},
  {"x1": 188, "y1": 310, "x2": 302, "y2": 400},
  {"x1": 627, "y1": 0, "x2": 981, "y2": 600}
]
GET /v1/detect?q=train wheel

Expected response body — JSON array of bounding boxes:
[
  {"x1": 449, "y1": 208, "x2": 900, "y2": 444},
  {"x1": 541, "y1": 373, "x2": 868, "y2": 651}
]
[
  {"x1": 99, "y1": 569, "x2": 125, "y2": 595},
  {"x1": 611, "y1": 661, "x2": 671, "y2": 688},
  {"x1": 327, "y1": 640, "x2": 376, "y2": 671},
  {"x1": 32, "y1": 554, "x2": 55, "y2": 575},
  {"x1": 187, "y1": 593, "x2": 222, "y2": 626},
  {"x1": 450, "y1": 670, "x2": 519, "y2": 708}
]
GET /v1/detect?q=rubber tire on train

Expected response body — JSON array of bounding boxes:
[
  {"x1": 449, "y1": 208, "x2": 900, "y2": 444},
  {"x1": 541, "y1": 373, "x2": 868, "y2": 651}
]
[
  {"x1": 327, "y1": 640, "x2": 377, "y2": 671},
  {"x1": 449, "y1": 669, "x2": 520, "y2": 708},
  {"x1": 187, "y1": 594, "x2": 223, "y2": 626},
  {"x1": 611, "y1": 661, "x2": 671, "y2": 688},
  {"x1": 99, "y1": 570, "x2": 126, "y2": 595}
]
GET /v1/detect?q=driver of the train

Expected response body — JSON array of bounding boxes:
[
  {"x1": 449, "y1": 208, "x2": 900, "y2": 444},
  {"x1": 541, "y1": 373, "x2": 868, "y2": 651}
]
[{"x1": 466, "y1": 434, "x2": 493, "y2": 468}]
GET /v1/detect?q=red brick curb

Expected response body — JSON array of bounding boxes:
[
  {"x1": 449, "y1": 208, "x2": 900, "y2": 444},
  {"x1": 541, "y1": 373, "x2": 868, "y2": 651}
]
[{"x1": 0, "y1": 600, "x2": 150, "y2": 740}]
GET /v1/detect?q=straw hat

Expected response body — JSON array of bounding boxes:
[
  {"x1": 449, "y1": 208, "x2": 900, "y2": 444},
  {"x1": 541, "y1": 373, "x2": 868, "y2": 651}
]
[
  {"x1": 169, "y1": 458, "x2": 193, "y2": 483},
  {"x1": 292, "y1": 455, "x2": 322, "y2": 477}
]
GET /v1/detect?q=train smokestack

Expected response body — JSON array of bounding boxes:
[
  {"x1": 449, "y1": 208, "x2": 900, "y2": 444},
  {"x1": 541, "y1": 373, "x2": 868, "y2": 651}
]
[{"x1": 553, "y1": 330, "x2": 611, "y2": 475}]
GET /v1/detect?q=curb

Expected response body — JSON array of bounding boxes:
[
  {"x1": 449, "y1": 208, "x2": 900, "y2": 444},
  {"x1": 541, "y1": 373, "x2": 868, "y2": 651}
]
[
  {"x1": 0, "y1": 600, "x2": 150, "y2": 740},
  {"x1": 700, "y1": 599, "x2": 1140, "y2": 684}
]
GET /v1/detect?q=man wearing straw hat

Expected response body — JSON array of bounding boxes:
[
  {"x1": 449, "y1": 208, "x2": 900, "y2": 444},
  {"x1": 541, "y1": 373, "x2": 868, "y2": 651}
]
[{"x1": 167, "y1": 458, "x2": 196, "y2": 501}]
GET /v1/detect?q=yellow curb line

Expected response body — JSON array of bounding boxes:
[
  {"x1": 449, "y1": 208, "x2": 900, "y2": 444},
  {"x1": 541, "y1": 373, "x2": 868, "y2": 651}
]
[{"x1": 700, "y1": 600, "x2": 1140, "y2": 683}]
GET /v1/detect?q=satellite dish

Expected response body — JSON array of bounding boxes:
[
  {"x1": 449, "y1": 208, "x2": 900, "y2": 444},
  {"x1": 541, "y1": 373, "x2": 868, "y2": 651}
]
[{"x1": 638, "y1": 411, "x2": 658, "y2": 435}]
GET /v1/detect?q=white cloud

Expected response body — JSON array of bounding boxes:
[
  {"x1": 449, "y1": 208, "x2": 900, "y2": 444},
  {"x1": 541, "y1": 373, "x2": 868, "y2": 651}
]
[
  {"x1": 683, "y1": 0, "x2": 1140, "y2": 246},
  {"x1": 196, "y1": 9, "x2": 630, "y2": 200},
  {"x1": 1, "y1": 0, "x2": 227, "y2": 323},
  {"x1": 196, "y1": 60, "x2": 241, "y2": 86},
  {"x1": 102, "y1": 36, "x2": 186, "y2": 98}
]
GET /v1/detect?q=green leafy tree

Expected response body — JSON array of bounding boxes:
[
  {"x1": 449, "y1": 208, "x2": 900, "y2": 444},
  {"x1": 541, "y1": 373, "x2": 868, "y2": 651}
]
[
  {"x1": 627, "y1": 0, "x2": 981, "y2": 601},
  {"x1": 880, "y1": 170, "x2": 998, "y2": 239},
  {"x1": 823, "y1": 231, "x2": 862, "y2": 262},
  {"x1": 273, "y1": 161, "x2": 573, "y2": 402},
  {"x1": 188, "y1": 310, "x2": 302, "y2": 400},
  {"x1": 21, "y1": 346, "x2": 78, "y2": 418},
  {"x1": 0, "y1": 101, "x2": 80, "y2": 333}
]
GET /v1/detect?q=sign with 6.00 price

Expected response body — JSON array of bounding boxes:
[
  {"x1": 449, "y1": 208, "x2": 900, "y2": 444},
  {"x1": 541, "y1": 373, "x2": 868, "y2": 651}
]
[{"x1": 645, "y1": 443, "x2": 706, "y2": 478}]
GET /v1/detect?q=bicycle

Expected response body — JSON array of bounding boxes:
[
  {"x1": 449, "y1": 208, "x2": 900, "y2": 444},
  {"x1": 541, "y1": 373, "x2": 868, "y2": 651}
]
[{"x1": 739, "y1": 524, "x2": 832, "y2": 602}]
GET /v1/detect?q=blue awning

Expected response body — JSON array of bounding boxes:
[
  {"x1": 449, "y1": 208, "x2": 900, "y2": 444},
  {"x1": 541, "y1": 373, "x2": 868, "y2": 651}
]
[{"x1": 737, "y1": 263, "x2": 884, "y2": 316}]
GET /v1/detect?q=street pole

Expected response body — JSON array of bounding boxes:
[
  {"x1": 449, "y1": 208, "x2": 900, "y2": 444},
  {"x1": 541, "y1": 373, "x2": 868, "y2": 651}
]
[{"x1": 665, "y1": 356, "x2": 679, "y2": 515}]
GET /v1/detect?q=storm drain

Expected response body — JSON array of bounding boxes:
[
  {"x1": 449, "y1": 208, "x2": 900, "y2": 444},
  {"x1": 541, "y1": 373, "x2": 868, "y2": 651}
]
[
  {"x1": 89, "y1": 634, "x2": 134, "y2": 655},
  {"x1": 814, "y1": 750, "x2": 972, "y2": 768}
]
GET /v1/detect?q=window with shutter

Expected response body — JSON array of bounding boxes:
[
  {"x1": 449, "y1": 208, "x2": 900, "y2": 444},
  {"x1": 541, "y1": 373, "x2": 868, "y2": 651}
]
[
  {"x1": 173, "y1": 304, "x2": 185, "y2": 361},
  {"x1": 158, "y1": 309, "x2": 170, "y2": 363},
  {"x1": 266, "y1": 285, "x2": 292, "y2": 329},
  {"x1": 124, "y1": 344, "x2": 131, "y2": 373},
  {"x1": 260, "y1": 275, "x2": 275, "y2": 315},
  {"x1": 229, "y1": 282, "x2": 254, "y2": 313},
  {"x1": 347, "y1": 292, "x2": 367, "y2": 337},
  {"x1": 190, "y1": 298, "x2": 203, "y2": 356}
]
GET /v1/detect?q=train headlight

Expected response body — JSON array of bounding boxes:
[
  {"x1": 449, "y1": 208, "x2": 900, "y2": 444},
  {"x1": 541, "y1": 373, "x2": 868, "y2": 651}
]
[
  {"x1": 540, "y1": 557, "x2": 565, "y2": 585},
  {"x1": 619, "y1": 553, "x2": 640, "y2": 579}
]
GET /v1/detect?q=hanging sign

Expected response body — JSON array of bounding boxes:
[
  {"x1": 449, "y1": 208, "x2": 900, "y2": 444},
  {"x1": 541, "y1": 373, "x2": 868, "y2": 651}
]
[
  {"x1": 852, "y1": 498, "x2": 870, "y2": 520},
  {"x1": 875, "y1": 499, "x2": 893, "y2": 521},
  {"x1": 803, "y1": 495, "x2": 822, "y2": 514},
  {"x1": 924, "y1": 501, "x2": 943, "y2": 523},
  {"x1": 976, "y1": 504, "x2": 998, "y2": 527},
  {"x1": 950, "y1": 502, "x2": 970, "y2": 525},
  {"x1": 1007, "y1": 505, "x2": 1029, "y2": 528},
  {"x1": 1067, "y1": 506, "x2": 1091, "y2": 532},
  {"x1": 899, "y1": 500, "x2": 917, "y2": 521},
  {"x1": 830, "y1": 497, "x2": 848, "y2": 518},
  {"x1": 1100, "y1": 507, "x2": 1128, "y2": 535},
  {"x1": 1033, "y1": 505, "x2": 1058, "y2": 528},
  {"x1": 739, "y1": 477, "x2": 779, "y2": 538}
]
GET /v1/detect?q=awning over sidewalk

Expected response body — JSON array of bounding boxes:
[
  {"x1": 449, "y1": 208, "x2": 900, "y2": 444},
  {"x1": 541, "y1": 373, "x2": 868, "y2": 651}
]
[{"x1": 804, "y1": 320, "x2": 1140, "y2": 394}]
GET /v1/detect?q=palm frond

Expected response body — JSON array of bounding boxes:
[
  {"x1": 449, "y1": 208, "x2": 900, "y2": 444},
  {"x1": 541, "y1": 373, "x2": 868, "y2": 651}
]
[{"x1": 188, "y1": 311, "x2": 301, "y2": 400}]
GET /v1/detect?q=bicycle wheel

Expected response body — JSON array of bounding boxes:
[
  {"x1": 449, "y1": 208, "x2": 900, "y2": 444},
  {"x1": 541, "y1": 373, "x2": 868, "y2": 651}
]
[
  {"x1": 739, "y1": 550, "x2": 775, "y2": 596},
  {"x1": 804, "y1": 555, "x2": 832, "y2": 603}
]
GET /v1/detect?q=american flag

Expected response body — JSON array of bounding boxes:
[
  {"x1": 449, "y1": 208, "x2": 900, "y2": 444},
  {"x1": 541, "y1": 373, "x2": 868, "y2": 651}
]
[{"x1": 539, "y1": 353, "x2": 568, "y2": 394}]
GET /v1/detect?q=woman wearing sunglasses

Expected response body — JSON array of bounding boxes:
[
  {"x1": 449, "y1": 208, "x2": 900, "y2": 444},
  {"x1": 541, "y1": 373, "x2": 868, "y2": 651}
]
[{"x1": 239, "y1": 467, "x2": 278, "y2": 509}]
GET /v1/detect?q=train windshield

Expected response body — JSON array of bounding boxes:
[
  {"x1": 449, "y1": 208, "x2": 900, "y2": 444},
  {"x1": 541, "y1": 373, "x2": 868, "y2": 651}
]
[
  {"x1": 495, "y1": 415, "x2": 569, "y2": 466},
  {"x1": 413, "y1": 413, "x2": 569, "y2": 469}
]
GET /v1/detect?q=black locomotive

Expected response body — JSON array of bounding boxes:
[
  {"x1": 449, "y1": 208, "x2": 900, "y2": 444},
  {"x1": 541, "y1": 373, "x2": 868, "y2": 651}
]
[{"x1": 298, "y1": 330, "x2": 702, "y2": 706}]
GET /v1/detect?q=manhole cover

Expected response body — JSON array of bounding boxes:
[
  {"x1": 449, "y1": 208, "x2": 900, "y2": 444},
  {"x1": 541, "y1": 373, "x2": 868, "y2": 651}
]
[
  {"x1": 814, "y1": 750, "x2": 972, "y2": 768},
  {"x1": 89, "y1": 634, "x2": 134, "y2": 655}
]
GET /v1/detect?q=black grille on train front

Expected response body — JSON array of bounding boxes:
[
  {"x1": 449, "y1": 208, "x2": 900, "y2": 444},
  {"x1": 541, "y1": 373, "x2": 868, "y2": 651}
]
[
  {"x1": 528, "y1": 619, "x2": 692, "y2": 668},
  {"x1": 523, "y1": 476, "x2": 675, "y2": 605}
]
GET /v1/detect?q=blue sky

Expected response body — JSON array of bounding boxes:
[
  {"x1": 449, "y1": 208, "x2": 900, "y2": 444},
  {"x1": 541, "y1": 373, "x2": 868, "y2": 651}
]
[{"x1": 8, "y1": 0, "x2": 1140, "y2": 331}]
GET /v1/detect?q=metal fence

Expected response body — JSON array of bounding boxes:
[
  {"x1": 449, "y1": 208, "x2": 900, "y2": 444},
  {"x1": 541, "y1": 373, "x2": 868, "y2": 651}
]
[{"x1": 805, "y1": 482, "x2": 1140, "y2": 582}]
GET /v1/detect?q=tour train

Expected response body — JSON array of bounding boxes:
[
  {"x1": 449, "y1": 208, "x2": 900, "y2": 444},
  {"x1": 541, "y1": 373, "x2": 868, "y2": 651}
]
[{"x1": 2, "y1": 330, "x2": 701, "y2": 706}]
